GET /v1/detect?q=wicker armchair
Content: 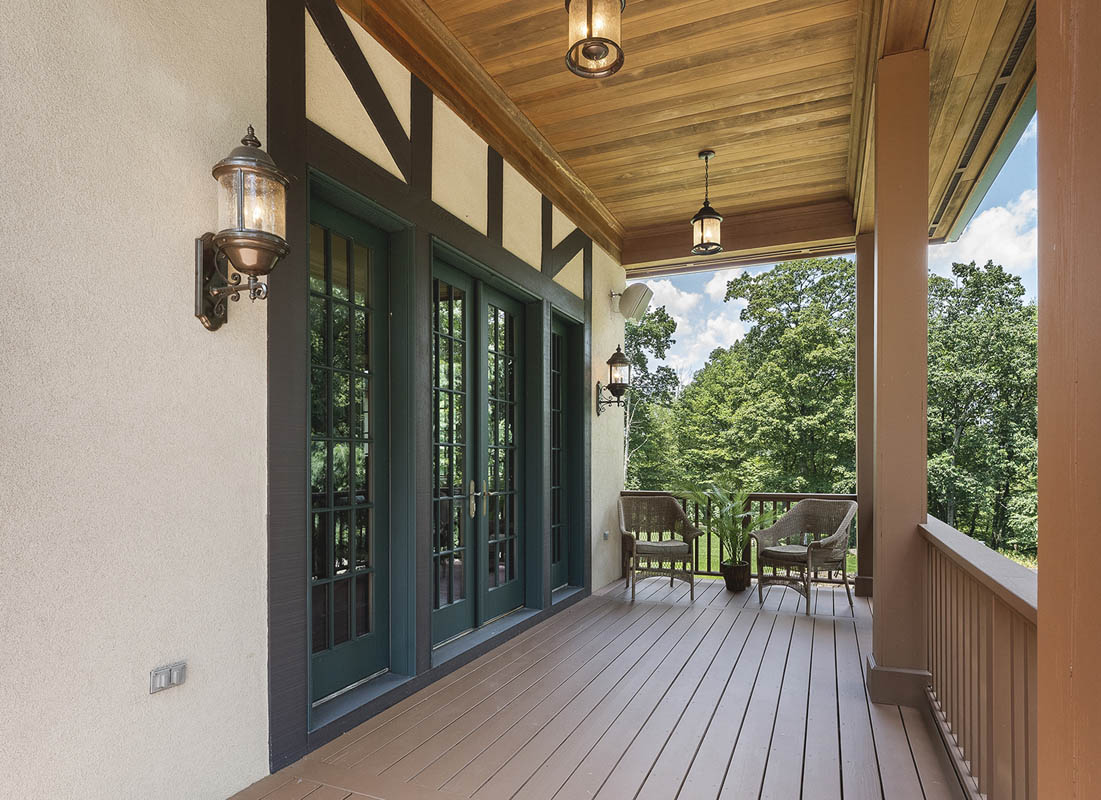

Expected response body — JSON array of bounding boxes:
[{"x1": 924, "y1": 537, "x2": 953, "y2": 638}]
[
  {"x1": 619, "y1": 494, "x2": 703, "y2": 601},
  {"x1": 752, "y1": 499, "x2": 857, "y2": 614}
]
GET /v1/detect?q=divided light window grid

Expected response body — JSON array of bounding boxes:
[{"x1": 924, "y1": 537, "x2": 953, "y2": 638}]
[
  {"x1": 551, "y1": 331, "x2": 565, "y2": 570},
  {"x1": 308, "y1": 224, "x2": 374, "y2": 654},
  {"x1": 432, "y1": 279, "x2": 467, "y2": 609},
  {"x1": 487, "y1": 305, "x2": 518, "y2": 589}
]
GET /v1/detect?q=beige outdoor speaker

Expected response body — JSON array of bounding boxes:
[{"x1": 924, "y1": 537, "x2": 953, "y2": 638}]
[{"x1": 614, "y1": 283, "x2": 653, "y2": 321}]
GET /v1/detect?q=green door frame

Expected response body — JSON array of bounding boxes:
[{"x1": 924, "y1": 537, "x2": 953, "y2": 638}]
[
  {"x1": 479, "y1": 285, "x2": 526, "y2": 621},
  {"x1": 307, "y1": 198, "x2": 391, "y2": 704}
]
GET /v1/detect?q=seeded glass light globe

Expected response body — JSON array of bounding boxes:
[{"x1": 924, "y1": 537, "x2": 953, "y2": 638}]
[
  {"x1": 606, "y1": 345, "x2": 631, "y2": 398},
  {"x1": 212, "y1": 125, "x2": 291, "y2": 277},
  {"x1": 565, "y1": 0, "x2": 626, "y2": 78}
]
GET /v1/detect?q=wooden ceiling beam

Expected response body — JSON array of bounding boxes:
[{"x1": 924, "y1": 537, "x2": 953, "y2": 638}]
[
  {"x1": 337, "y1": 0, "x2": 624, "y2": 260},
  {"x1": 621, "y1": 198, "x2": 856, "y2": 267}
]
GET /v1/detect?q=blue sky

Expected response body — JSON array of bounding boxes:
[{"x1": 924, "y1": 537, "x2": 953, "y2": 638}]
[{"x1": 644, "y1": 114, "x2": 1039, "y2": 382}]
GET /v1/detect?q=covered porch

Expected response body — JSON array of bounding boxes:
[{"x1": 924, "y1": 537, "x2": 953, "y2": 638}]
[{"x1": 235, "y1": 578, "x2": 960, "y2": 800}]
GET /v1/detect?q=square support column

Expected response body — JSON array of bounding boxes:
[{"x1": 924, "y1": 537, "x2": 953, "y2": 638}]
[
  {"x1": 855, "y1": 231, "x2": 874, "y2": 597},
  {"x1": 866, "y1": 49, "x2": 931, "y2": 707},
  {"x1": 1037, "y1": 1, "x2": 1101, "y2": 795}
]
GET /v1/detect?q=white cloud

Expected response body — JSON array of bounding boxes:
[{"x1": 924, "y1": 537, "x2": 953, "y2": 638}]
[
  {"x1": 703, "y1": 268, "x2": 743, "y2": 302},
  {"x1": 662, "y1": 309, "x2": 746, "y2": 379},
  {"x1": 929, "y1": 188, "x2": 1037, "y2": 277},
  {"x1": 643, "y1": 278, "x2": 702, "y2": 326}
]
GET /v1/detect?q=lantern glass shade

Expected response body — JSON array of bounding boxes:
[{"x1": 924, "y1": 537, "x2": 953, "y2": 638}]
[
  {"x1": 566, "y1": 0, "x2": 625, "y2": 78},
  {"x1": 210, "y1": 126, "x2": 291, "y2": 277},
  {"x1": 691, "y1": 204, "x2": 723, "y2": 256},
  {"x1": 216, "y1": 168, "x2": 287, "y2": 239},
  {"x1": 606, "y1": 345, "x2": 631, "y2": 397}
]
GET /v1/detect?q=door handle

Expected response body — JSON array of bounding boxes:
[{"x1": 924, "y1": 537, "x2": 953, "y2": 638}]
[
  {"x1": 482, "y1": 479, "x2": 488, "y2": 518},
  {"x1": 468, "y1": 479, "x2": 477, "y2": 519}
]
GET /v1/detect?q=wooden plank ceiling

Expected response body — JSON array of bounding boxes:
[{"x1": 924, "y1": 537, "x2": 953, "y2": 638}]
[{"x1": 343, "y1": 0, "x2": 1036, "y2": 270}]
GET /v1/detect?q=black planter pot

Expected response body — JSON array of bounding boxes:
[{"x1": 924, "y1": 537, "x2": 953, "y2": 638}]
[{"x1": 720, "y1": 560, "x2": 751, "y2": 592}]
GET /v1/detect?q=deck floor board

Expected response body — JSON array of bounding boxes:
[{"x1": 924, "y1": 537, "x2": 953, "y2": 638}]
[{"x1": 234, "y1": 581, "x2": 965, "y2": 800}]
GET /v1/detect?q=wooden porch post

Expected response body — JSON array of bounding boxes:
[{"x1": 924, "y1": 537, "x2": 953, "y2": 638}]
[
  {"x1": 866, "y1": 49, "x2": 931, "y2": 706},
  {"x1": 855, "y1": 231, "x2": 874, "y2": 597},
  {"x1": 1037, "y1": 1, "x2": 1101, "y2": 795}
]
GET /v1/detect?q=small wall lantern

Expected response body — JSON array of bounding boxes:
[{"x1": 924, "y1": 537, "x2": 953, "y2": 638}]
[
  {"x1": 195, "y1": 125, "x2": 291, "y2": 331},
  {"x1": 596, "y1": 345, "x2": 631, "y2": 415},
  {"x1": 690, "y1": 149, "x2": 723, "y2": 256},
  {"x1": 565, "y1": 0, "x2": 626, "y2": 79}
]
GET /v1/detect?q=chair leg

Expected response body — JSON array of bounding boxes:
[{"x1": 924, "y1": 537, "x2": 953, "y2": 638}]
[
  {"x1": 631, "y1": 555, "x2": 638, "y2": 601},
  {"x1": 757, "y1": 571, "x2": 765, "y2": 604},
  {"x1": 804, "y1": 570, "x2": 811, "y2": 615},
  {"x1": 688, "y1": 559, "x2": 694, "y2": 601},
  {"x1": 843, "y1": 567, "x2": 854, "y2": 612}
]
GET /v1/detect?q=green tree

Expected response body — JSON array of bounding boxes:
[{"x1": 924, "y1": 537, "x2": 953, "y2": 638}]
[
  {"x1": 678, "y1": 258, "x2": 856, "y2": 493},
  {"x1": 927, "y1": 261, "x2": 1037, "y2": 553},
  {"x1": 623, "y1": 306, "x2": 680, "y2": 489}
]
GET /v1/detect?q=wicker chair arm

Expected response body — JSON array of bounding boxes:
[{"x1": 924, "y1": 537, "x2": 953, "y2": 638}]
[
  {"x1": 750, "y1": 517, "x2": 800, "y2": 550},
  {"x1": 670, "y1": 501, "x2": 704, "y2": 541},
  {"x1": 806, "y1": 502, "x2": 857, "y2": 561}
]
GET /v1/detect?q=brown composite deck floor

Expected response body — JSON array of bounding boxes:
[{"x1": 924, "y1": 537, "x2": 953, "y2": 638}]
[{"x1": 233, "y1": 579, "x2": 964, "y2": 800}]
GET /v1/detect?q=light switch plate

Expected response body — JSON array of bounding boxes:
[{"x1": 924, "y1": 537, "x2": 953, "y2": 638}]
[{"x1": 150, "y1": 660, "x2": 187, "y2": 694}]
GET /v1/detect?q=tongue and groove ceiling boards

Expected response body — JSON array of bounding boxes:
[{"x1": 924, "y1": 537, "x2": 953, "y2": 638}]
[{"x1": 338, "y1": 0, "x2": 1035, "y2": 272}]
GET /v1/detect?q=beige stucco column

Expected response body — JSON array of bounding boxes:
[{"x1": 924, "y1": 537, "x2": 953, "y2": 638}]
[
  {"x1": 855, "y1": 231, "x2": 874, "y2": 597},
  {"x1": 866, "y1": 49, "x2": 931, "y2": 707},
  {"x1": 1037, "y1": 1, "x2": 1101, "y2": 795}
]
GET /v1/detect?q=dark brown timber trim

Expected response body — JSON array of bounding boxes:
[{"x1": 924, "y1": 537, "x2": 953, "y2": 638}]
[
  {"x1": 410, "y1": 76, "x2": 433, "y2": 196},
  {"x1": 307, "y1": 122, "x2": 584, "y2": 321},
  {"x1": 487, "y1": 147, "x2": 503, "y2": 246},
  {"x1": 545, "y1": 228, "x2": 591, "y2": 279},
  {"x1": 267, "y1": 0, "x2": 310, "y2": 772},
  {"x1": 306, "y1": 0, "x2": 412, "y2": 182}
]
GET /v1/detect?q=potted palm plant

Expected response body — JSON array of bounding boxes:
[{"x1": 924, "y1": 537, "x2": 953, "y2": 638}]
[{"x1": 676, "y1": 484, "x2": 774, "y2": 592}]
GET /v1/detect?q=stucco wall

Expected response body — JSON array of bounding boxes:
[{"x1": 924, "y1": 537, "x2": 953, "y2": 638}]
[
  {"x1": 0, "y1": 2, "x2": 269, "y2": 798},
  {"x1": 590, "y1": 247, "x2": 628, "y2": 590}
]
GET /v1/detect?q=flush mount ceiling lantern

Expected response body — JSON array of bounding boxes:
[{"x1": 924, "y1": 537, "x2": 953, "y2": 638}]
[
  {"x1": 690, "y1": 149, "x2": 724, "y2": 256},
  {"x1": 565, "y1": 0, "x2": 626, "y2": 79}
]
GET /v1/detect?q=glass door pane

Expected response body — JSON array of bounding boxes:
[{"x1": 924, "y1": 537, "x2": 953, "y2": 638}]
[
  {"x1": 480, "y1": 287, "x2": 525, "y2": 621},
  {"x1": 308, "y1": 202, "x2": 389, "y2": 705},
  {"x1": 431, "y1": 267, "x2": 476, "y2": 644},
  {"x1": 550, "y1": 321, "x2": 569, "y2": 590}
]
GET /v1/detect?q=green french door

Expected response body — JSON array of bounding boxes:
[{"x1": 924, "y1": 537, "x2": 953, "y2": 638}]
[
  {"x1": 308, "y1": 201, "x2": 389, "y2": 704},
  {"x1": 431, "y1": 262, "x2": 525, "y2": 644},
  {"x1": 550, "y1": 319, "x2": 570, "y2": 590}
]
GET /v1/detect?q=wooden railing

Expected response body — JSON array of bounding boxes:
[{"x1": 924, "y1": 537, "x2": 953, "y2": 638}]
[
  {"x1": 921, "y1": 516, "x2": 1037, "y2": 800},
  {"x1": 620, "y1": 490, "x2": 857, "y2": 579}
]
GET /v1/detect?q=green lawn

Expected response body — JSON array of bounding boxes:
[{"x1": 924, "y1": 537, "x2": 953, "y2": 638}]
[{"x1": 691, "y1": 532, "x2": 858, "y2": 577}]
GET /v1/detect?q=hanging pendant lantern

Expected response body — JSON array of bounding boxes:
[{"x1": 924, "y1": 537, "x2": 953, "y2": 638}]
[
  {"x1": 690, "y1": 150, "x2": 723, "y2": 256},
  {"x1": 565, "y1": 0, "x2": 626, "y2": 79}
]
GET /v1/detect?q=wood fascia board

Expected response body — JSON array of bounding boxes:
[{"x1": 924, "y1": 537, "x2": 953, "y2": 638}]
[
  {"x1": 625, "y1": 242, "x2": 858, "y2": 278},
  {"x1": 621, "y1": 199, "x2": 856, "y2": 267},
  {"x1": 337, "y1": 0, "x2": 624, "y2": 261}
]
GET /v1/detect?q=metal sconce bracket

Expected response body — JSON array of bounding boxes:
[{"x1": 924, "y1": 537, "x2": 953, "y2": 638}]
[
  {"x1": 195, "y1": 232, "x2": 269, "y2": 332},
  {"x1": 596, "y1": 382, "x2": 626, "y2": 415}
]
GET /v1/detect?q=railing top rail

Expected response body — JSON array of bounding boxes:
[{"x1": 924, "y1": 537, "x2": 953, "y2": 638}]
[
  {"x1": 621, "y1": 490, "x2": 857, "y2": 501},
  {"x1": 921, "y1": 516, "x2": 1037, "y2": 625}
]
